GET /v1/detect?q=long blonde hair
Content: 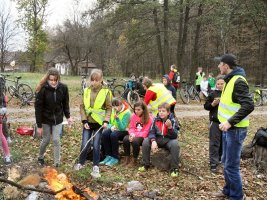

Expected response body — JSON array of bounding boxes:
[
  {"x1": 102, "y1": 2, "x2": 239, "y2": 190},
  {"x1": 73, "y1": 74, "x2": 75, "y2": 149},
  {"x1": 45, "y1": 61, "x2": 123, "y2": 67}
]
[
  {"x1": 36, "y1": 68, "x2": 60, "y2": 92},
  {"x1": 89, "y1": 69, "x2": 103, "y2": 85}
]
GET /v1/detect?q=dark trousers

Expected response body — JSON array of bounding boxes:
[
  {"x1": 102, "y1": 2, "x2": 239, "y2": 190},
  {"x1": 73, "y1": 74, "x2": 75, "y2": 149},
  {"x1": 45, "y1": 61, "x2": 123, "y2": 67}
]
[
  {"x1": 102, "y1": 129, "x2": 128, "y2": 159},
  {"x1": 123, "y1": 135, "x2": 144, "y2": 158},
  {"x1": 196, "y1": 85, "x2": 201, "y2": 93},
  {"x1": 209, "y1": 121, "x2": 222, "y2": 166},
  {"x1": 142, "y1": 137, "x2": 180, "y2": 170}
]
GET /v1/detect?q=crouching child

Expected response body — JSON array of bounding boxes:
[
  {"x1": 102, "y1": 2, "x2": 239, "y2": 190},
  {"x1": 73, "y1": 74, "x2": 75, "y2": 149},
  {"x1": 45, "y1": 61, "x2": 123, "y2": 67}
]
[{"x1": 138, "y1": 102, "x2": 180, "y2": 177}]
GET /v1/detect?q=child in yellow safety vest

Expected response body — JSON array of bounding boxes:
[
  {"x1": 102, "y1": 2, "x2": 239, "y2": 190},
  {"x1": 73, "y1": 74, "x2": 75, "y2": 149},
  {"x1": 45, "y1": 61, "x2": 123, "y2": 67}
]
[
  {"x1": 74, "y1": 69, "x2": 112, "y2": 179},
  {"x1": 100, "y1": 98, "x2": 132, "y2": 167}
]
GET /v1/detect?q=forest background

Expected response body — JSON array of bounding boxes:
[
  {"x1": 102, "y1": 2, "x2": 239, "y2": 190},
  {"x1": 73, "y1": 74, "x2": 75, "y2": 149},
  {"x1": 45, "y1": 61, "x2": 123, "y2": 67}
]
[{"x1": 0, "y1": 0, "x2": 266, "y2": 85}]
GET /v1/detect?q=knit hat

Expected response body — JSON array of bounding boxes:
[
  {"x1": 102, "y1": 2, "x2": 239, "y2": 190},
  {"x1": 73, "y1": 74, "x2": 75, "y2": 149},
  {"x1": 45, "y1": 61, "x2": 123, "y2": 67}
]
[{"x1": 220, "y1": 54, "x2": 237, "y2": 66}]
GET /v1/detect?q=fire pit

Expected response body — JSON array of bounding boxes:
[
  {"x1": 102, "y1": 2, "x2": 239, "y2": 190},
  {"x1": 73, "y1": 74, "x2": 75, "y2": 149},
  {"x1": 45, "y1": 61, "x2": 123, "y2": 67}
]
[{"x1": 43, "y1": 167, "x2": 99, "y2": 200}]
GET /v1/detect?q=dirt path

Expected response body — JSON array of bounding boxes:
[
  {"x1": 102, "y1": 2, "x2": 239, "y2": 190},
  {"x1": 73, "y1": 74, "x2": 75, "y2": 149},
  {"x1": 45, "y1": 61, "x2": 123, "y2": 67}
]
[{"x1": 7, "y1": 104, "x2": 267, "y2": 123}]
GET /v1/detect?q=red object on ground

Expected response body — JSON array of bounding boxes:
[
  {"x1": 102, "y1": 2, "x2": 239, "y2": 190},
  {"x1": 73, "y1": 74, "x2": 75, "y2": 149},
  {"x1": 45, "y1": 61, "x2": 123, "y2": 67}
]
[{"x1": 16, "y1": 127, "x2": 34, "y2": 136}]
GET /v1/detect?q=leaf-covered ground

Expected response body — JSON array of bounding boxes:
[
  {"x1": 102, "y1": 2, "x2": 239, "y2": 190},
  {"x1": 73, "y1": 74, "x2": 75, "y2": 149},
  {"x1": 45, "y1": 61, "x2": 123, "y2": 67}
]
[{"x1": 1, "y1": 99, "x2": 267, "y2": 199}]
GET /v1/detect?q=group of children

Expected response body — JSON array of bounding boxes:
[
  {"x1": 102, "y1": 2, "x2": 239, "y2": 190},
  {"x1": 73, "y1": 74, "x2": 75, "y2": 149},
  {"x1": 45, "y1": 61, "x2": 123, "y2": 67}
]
[{"x1": 74, "y1": 69, "x2": 180, "y2": 178}]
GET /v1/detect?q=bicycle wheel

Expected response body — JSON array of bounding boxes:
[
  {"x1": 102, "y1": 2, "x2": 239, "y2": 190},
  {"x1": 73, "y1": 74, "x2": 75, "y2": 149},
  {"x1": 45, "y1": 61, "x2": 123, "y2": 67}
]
[
  {"x1": 251, "y1": 91, "x2": 262, "y2": 107},
  {"x1": 192, "y1": 88, "x2": 201, "y2": 103},
  {"x1": 113, "y1": 85, "x2": 125, "y2": 97},
  {"x1": 127, "y1": 91, "x2": 140, "y2": 106},
  {"x1": 179, "y1": 88, "x2": 189, "y2": 104},
  {"x1": 18, "y1": 84, "x2": 33, "y2": 101}
]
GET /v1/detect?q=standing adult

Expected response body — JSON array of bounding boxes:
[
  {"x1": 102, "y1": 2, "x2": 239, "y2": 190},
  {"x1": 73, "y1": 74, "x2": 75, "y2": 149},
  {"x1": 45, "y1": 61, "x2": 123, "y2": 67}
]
[
  {"x1": 35, "y1": 67, "x2": 73, "y2": 167},
  {"x1": 195, "y1": 67, "x2": 205, "y2": 93},
  {"x1": 211, "y1": 54, "x2": 254, "y2": 200},
  {"x1": 142, "y1": 77, "x2": 176, "y2": 116}
]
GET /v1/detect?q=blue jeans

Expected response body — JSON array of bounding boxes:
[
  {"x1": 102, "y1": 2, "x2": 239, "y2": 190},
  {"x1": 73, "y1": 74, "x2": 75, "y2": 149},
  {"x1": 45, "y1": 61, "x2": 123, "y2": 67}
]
[
  {"x1": 102, "y1": 129, "x2": 128, "y2": 159},
  {"x1": 222, "y1": 127, "x2": 247, "y2": 200},
  {"x1": 78, "y1": 125, "x2": 102, "y2": 166}
]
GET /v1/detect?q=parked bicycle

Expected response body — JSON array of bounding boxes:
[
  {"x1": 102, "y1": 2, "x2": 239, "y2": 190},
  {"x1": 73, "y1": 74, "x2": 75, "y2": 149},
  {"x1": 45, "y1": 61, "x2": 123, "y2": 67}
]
[
  {"x1": 1, "y1": 74, "x2": 34, "y2": 107},
  {"x1": 250, "y1": 85, "x2": 267, "y2": 107},
  {"x1": 121, "y1": 78, "x2": 141, "y2": 107},
  {"x1": 179, "y1": 81, "x2": 201, "y2": 104},
  {"x1": 80, "y1": 75, "x2": 87, "y2": 95},
  {"x1": 105, "y1": 78, "x2": 125, "y2": 97}
]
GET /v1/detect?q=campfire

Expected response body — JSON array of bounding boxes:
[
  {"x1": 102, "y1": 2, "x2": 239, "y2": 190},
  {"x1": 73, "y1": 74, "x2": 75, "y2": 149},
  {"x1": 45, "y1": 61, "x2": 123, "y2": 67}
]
[{"x1": 43, "y1": 167, "x2": 99, "y2": 200}]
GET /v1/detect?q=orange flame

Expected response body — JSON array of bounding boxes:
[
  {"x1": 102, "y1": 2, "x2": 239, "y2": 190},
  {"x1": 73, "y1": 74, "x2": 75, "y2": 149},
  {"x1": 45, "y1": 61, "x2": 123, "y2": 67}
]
[{"x1": 43, "y1": 167, "x2": 99, "y2": 200}]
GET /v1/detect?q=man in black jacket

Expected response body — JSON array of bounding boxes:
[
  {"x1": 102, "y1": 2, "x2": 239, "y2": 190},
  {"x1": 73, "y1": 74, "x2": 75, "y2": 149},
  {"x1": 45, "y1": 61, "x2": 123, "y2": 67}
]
[{"x1": 211, "y1": 54, "x2": 254, "y2": 200}]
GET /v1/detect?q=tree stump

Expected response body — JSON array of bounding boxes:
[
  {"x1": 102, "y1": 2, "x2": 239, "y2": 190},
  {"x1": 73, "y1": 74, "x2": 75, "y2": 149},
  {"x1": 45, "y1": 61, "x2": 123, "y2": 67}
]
[
  {"x1": 150, "y1": 149, "x2": 180, "y2": 171},
  {"x1": 253, "y1": 145, "x2": 267, "y2": 172}
]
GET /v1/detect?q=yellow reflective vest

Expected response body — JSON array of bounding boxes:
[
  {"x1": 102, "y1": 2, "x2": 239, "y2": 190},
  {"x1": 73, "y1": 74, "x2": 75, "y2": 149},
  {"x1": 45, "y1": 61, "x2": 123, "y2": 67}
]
[
  {"x1": 83, "y1": 88, "x2": 112, "y2": 125},
  {"x1": 196, "y1": 72, "x2": 205, "y2": 85},
  {"x1": 148, "y1": 83, "x2": 176, "y2": 116},
  {"x1": 110, "y1": 108, "x2": 131, "y2": 131},
  {"x1": 218, "y1": 75, "x2": 249, "y2": 127}
]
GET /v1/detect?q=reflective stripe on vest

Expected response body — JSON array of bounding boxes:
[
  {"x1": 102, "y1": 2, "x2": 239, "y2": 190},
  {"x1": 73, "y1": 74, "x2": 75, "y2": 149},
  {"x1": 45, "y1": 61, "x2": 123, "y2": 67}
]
[
  {"x1": 83, "y1": 88, "x2": 112, "y2": 125},
  {"x1": 110, "y1": 108, "x2": 131, "y2": 130},
  {"x1": 149, "y1": 83, "x2": 176, "y2": 116},
  {"x1": 218, "y1": 75, "x2": 249, "y2": 127}
]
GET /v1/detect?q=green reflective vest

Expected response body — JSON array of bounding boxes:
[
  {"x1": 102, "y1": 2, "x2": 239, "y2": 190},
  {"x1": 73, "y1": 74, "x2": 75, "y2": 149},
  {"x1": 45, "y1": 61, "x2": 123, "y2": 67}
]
[
  {"x1": 110, "y1": 108, "x2": 131, "y2": 131},
  {"x1": 196, "y1": 72, "x2": 205, "y2": 85},
  {"x1": 83, "y1": 88, "x2": 112, "y2": 125},
  {"x1": 218, "y1": 75, "x2": 249, "y2": 127},
  {"x1": 149, "y1": 83, "x2": 176, "y2": 116}
]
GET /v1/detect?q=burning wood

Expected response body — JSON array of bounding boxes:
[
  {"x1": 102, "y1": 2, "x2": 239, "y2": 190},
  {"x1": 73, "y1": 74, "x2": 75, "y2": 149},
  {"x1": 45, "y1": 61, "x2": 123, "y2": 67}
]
[{"x1": 43, "y1": 167, "x2": 99, "y2": 200}]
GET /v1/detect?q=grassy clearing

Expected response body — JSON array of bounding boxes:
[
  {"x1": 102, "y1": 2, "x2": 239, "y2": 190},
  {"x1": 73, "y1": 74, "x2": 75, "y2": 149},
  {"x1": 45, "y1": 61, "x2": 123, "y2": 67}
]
[{"x1": 0, "y1": 72, "x2": 267, "y2": 199}]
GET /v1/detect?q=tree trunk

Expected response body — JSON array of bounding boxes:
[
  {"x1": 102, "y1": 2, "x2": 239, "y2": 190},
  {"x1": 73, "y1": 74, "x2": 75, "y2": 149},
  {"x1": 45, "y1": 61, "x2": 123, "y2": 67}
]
[
  {"x1": 153, "y1": 0, "x2": 165, "y2": 74},
  {"x1": 163, "y1": 0, "x2": 169, "y2": 72},
  {"x1": 190, "y1": 3, "x2": 203, "y2": 81},
  {"x1": 179, "y1": 3, "x2": 190, "y2": 77},
  {"x1": 176, "y1": 0, "x2": 184, "y2": 74}
]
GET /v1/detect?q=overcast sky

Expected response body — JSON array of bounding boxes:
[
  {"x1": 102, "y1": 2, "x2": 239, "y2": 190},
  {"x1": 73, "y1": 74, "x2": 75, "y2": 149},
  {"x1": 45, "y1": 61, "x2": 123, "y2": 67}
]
[{"x1": 1, "y1": 0, "x2": 96, "y2": 50}]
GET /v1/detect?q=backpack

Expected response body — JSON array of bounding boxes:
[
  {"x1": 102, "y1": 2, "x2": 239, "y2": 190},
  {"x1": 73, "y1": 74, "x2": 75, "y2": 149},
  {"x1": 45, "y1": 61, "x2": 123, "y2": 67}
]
[
  {"x1": 172, "y1": 72, "x2": 180, "y2": 83},
  {"x1": 252, "y1": 127, "x2": 267, "y2": 148}
]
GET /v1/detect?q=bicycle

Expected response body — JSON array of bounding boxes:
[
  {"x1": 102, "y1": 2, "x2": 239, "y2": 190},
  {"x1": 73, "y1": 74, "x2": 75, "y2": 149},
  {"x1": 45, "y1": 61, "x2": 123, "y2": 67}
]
[
  {"x1": 250, "y1": 85, "x2": 267, "y2": 107},
  {"x1": 1, "y1": 74, "x2": 34, "y2": 107},
  {"x1": 121, "y1": 78, "x2": 141, "y2": 107},
  {"x1": 105, "y1": 78, "x2": 125, "y2": 97},
  {"x1": 80, "y1": 75, "x2": 87, "y2": 95},
  {"x1": 179, "y1": 81, "x2": 201, "y2": 104}
]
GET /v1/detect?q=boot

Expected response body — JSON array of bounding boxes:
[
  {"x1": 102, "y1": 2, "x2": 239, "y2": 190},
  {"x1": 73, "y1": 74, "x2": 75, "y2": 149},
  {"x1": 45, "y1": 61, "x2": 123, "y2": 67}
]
[
  {"x1": 121, "y1": 156, "x2": 130, "y2": 166},
  {"x1": 128, "y1": 157, "x2": 138, "y2": 167}
]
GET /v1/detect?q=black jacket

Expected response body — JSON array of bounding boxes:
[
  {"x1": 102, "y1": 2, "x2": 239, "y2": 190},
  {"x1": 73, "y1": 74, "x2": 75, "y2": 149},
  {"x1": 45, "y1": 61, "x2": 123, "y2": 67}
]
[
  {"x1": 223, "y1": 67, "x2": 254, "y2": 127},
  {"x1": 35, "y1": 82, "x2": 70, "y2": 128},
  {"x1": 204, "y1": 90, "x2": 222, "y2": 122}
]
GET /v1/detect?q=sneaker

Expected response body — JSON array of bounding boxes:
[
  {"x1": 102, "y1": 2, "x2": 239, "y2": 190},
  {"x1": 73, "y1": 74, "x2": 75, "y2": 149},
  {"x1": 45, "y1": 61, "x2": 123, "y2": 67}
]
[
  {"x1": 91, "y1": 165, "x2": 101, "y2": 178},
  {"x1": 74, "y1": 163, "x2": 84, "y2": 171},
  {"x1": 38, "y1": 158, "x2": 45, "y2": 166},
  {"x1": 4, "y1": 156, "x2": 12, "y2": 165},
  {"x1": 7, "y1": 137, "x2": 12, "y2": 144},
  {"x1": 210, "y1": 164, "x2": 217, "y2": 173},
  {"x1": 99, "y1": 156, "x2": 112, "y2": 165},
  {"x1": 170, "y1": 169, "x2": 178, "y2": 177},
  {"x1": 105, "y1": 157, "x2": 119, "y2": 167},
  {"x1": 138, "y1": 165, "x2": 149, "y2": 172},
  {"x1": 210, "y1": 191, "x2": 227, "y2": 198}
]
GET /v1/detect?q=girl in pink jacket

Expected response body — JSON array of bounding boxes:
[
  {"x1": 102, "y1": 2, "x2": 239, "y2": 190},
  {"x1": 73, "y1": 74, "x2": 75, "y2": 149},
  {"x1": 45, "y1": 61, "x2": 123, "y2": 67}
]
[{"x1": 122, "y1": 101, "x2": 153, "y2": 166}]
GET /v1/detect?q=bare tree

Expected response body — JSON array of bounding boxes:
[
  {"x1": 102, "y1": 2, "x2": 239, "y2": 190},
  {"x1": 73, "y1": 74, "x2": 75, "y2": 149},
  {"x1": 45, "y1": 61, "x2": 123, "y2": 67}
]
[{"x1": 0, "y1": 2, "x2": 18, "y2": 72}]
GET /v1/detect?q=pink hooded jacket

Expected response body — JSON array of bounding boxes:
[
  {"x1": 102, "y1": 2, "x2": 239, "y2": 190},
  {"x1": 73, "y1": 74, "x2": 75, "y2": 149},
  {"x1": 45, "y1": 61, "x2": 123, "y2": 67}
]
[{"x1": 128, "y1": 114, "x2": 153, "y2": 138}]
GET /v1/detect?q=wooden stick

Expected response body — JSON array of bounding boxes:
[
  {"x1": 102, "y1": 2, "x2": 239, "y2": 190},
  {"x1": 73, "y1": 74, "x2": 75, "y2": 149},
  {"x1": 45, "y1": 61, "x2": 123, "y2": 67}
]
[{"x1": 0, "y1": 178, "x2": 66, "y2": 195}]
